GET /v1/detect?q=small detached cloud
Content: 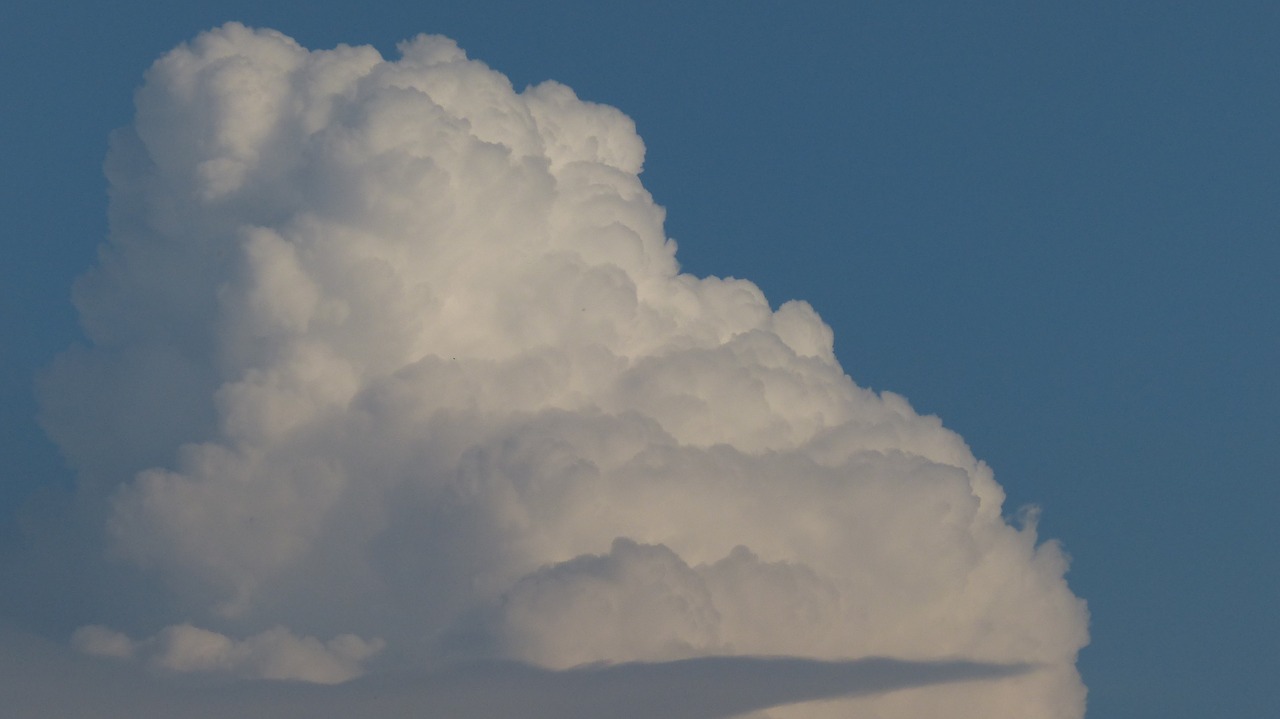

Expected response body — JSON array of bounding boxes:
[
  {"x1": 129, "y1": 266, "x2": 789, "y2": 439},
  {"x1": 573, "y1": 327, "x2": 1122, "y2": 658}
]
[{"x1": 72, "y1": 623, "x2": 384, "y2": 683}]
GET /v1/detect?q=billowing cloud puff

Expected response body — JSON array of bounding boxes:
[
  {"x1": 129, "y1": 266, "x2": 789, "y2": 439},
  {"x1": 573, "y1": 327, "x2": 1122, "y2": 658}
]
[{"x1": 31, "y1": 23, "x2": 1087, "y2": 718}]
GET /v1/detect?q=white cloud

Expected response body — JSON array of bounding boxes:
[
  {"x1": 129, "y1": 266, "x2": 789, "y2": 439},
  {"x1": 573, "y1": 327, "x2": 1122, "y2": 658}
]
[
  {"x1": 21, "y1": 22, "x2": 1088, "y2": 718},
  {"x1": 71, "y1": 622, "x2": 383, "y2": 683}
]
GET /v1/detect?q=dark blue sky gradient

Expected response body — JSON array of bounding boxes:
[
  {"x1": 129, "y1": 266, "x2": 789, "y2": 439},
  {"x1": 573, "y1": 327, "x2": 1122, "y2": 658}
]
[{"x1": 3, "y1": 2, "x2": 1277, "y2": 716}]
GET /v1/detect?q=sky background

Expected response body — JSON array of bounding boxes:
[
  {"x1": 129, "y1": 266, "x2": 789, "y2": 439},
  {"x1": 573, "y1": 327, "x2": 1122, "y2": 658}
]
[{"x1": 2, "y1": 2, "x2": 1276, "y2": 717}]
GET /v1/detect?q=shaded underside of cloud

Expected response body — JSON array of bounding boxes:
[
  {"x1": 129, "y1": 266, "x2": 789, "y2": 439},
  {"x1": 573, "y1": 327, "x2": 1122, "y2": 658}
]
[
  {"x1": 7, "y1": 22, "x2": 1088, "y2": 719},
  {"x1": 4, "y1": 625, "x2": 1031, "y2": 719}
]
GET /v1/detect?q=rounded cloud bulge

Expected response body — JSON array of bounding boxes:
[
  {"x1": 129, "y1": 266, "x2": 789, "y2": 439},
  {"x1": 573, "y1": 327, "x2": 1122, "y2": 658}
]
[{"x1": 31, "y1": 23, "x2": 1087, "y2": 718}]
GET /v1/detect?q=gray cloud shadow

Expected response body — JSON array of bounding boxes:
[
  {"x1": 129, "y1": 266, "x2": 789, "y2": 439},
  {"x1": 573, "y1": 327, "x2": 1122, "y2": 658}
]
[
  {"x1": 3, "y1": 625, "x2": 1031, "y2": 719},
  {"x1": 342, "y1": 655, "x2": 1035, "y2": 719}
]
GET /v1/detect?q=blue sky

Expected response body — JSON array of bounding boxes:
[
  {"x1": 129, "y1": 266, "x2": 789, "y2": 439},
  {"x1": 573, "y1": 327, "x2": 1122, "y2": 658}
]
[{"x1": 2, "y1": 2, "x2": 1277, "y2": 717}]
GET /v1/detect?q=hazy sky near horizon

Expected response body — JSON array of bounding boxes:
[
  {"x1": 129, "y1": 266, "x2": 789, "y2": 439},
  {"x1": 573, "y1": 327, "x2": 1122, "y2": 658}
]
[{"x1": 2, "y1": 3, "x2": 1277, "y2": 718}]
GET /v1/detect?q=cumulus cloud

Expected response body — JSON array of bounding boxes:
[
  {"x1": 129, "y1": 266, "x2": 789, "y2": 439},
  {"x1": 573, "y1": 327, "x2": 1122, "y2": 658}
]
[{"x1": 17, "y1": 22, "x2": 1088, "y2": 717}]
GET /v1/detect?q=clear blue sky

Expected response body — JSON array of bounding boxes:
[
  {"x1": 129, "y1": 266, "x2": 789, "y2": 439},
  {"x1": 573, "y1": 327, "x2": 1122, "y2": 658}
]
[{"x1": 2, "y1": 2, "x2": 1277, "y2": 716}]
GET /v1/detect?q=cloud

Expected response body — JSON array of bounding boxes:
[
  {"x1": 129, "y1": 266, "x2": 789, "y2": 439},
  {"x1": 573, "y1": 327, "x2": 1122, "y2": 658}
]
[
  {"x1": 11, "y1": 22, "x2": 1088, "y2": 718},
  {"x1": 72, "y1": 623, "x2": 383, "y2": 683},
  {"x1": 5, "y1": 623, "x2": 1031, "y2": 719}
]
